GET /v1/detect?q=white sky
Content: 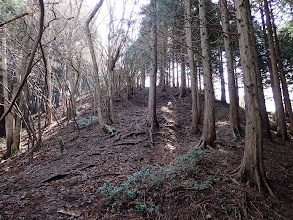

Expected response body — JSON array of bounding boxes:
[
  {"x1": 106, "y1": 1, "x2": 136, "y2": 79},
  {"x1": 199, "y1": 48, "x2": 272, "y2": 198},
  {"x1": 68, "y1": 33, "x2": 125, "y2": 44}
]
[{"x1": 85, "y1": 0, "x2": 149, "y2": 44}]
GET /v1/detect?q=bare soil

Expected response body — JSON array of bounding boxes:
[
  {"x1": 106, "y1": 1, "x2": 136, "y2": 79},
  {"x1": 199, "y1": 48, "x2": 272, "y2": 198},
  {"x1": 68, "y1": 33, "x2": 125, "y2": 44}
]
[{"x1": 0, "y1": 87, "x2": 292, "y2": 219}]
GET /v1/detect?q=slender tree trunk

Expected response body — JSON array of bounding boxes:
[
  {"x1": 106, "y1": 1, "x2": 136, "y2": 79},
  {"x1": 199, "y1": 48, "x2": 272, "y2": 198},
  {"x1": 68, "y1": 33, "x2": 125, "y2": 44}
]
[
  {"x1": 141, "y1": 65, "x2": 145, "y2": 88},
  {"x1": 46, "y1": 52, "x2": 53, "y2": 125},
  {"x1": 176, "y1": 50, "x2": 179, "y2": 88},
  {"x1": 253, "y1": 5, "x2": 272, "y2": 140},
  {"x1": 179, "y1": 46, "x2": 186, "y2": 97},
  {"x1": 1, "y1": 35, "x2": 14, "y2": 159},
  {"x1": 198, "y1": 67, "x2": 202, "y2": 92},
  {"x1": 11, "y1": 45, "x2": 29, "y2": 154},
  {"x1": 220, "y1": 0, "x2": 242, "y2": 137},
  {"x1": 85, "y1": 0, "x2": 106, "y2": 130},
  {"x1": 185, "y1": 0, "x2": 198, "y2": 133},
  {"x1": 196, "y1": 63, "x2": 201, "y2": 123},
  {"x1": 263, "y1": 0, "x2": 288, "y2": 140},
  {"x1": 199, "y1": 0, "x2": 216, "y2": 147},
  {"x1": 172, "y1": 48, "x2": 175, "y2": 87},
  {"x1": 147, "y1": 0, "x2": 158, "y2": 129},
  {"x1": 271, "y1": 11, "x2": 293, "y2": 135},
  {"x1": 219, "y1": 51, "x2": 226, "y2": 103},
  {"x1": 235, "y1": 0, "x2": 274, "y2": 196}
]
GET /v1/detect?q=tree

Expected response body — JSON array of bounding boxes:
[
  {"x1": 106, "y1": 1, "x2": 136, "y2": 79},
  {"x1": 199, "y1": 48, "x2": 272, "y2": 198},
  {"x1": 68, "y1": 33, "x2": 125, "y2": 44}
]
[
  {"x1": 271, "y1": 10, "x2": 293, "y2": 136},
  {"x1": 85, "y1": 0, "x2": 106, "y2": 131},
  {"x1": 263, "y1": 0, "x2": 288, "y2": 140},
  {"x1": 147, "y1": 0, "x2": 159, "y2": 129},
  {"x1": 198, "y1": 0, "x2": 216, "y2": 147},
  {"x1": 235, "y1": 0, "x2": 274, "y2": 195},
  {"x1": 179, "y1": 45, "x2": 187, "y2": 98},
  {"x1": 185, "y1": 0, "x2": 199, "y2": 134},
  {"x1": 1, "y1": 0, "x2": 45, "y2": 159},
  {"x1": 1, "y1": 33, "x2": 14, "y2": 159},
  {"x1": 219, "y1": 0, "x2": 242, "y2": 137}
]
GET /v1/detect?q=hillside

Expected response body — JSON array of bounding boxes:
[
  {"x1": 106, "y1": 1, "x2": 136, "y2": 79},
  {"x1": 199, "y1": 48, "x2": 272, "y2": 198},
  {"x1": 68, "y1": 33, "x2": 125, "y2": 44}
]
[{"x1": 0, "y1": 87, "x2": 292, "y2": 219}]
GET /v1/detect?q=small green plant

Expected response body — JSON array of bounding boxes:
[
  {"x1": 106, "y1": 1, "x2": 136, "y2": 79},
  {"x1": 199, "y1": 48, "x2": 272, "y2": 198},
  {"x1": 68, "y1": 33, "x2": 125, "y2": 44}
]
[
  {"x1": 223, "y1": 205, "x2": 232, "y2": 213},
  {"x1": 155, "y1": 204, "x2": 163, "y2": 213},
  {"x1": 175, "y1": 150, "x2": 207, "y2": 177},
  {"x1": 98, "y1": 149, "x2": 216, "y2": 216},
  {"x1": 76, "y1": 116, "x2": 98, "y2": 129},
  {"x1": 136, "y1": 202, "x2": 147, "y2": 216}
]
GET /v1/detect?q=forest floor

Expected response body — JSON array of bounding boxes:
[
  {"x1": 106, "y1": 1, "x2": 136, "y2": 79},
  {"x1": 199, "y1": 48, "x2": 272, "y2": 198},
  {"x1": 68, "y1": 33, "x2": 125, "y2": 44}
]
[{"x1": 0, "y1": 87, "x2": 293, "y2": 220}]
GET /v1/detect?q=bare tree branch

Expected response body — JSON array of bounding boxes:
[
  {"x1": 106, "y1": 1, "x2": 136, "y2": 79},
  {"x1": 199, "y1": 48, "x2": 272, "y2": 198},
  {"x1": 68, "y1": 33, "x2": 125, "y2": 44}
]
[
  {"x1": 0, "y1": 0, "x2": 45, "y2": 123},
  {"x1": 0, "y1": 12, "x2": 30, "y2": 28}
]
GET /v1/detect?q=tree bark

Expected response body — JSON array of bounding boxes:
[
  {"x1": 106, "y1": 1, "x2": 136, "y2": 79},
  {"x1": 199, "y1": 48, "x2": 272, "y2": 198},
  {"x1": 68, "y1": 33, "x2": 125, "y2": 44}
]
[
  {"x1": 1, "y1": 34, "x2": 14, "y2": 159},
  {"x1": 235, "y1": 0, "x2": 274, "y2": 196},
  {"x1": 219, "y1": 51, "x2": 226, "y2": 103},
  {"x1": 172, "y1": 48, "x2": 175, "y2": 87},
  {"x1": 147, "y1": 0, "x2": 158, "y2": 129},
  {"x1": 0, "y1": 0, "x2": 45, "y2": 123},
  {"x1": 85, "y1": 0, "x2": 106, "y2": 130},
  {"x1": 176, "y1": 50, "x2": 179, "y2": 88},
  {"x1": 46, "y1": 51, "x2": 53, "y2": 125},
  {"x1": 179, "y1": 45, "x2": 186, "y2": 98},
  {"x1": 185, "y1": 0, "x2": 199, "y2": 133},
  {"x1": 258, "y1": 5, "x2": 273, "y2": 139},
  {"x1": 141, "y1": 65, "x2": 146, "y2": 88},
  {"x1": 11, "y1": 41, "x2": 30, "y2": 154},
  {"x1": 271, "y1": 10, "x2": 293, "y2": 135},
  {"x1": 220, "y1": 0, "x2": 242, "y2": 137},
  {"x1": 263, "y1": 0, "x2": 288, "y2": 140},
  {"x1": 199, "y1": 0, "x2": 216, "y2": 147}
]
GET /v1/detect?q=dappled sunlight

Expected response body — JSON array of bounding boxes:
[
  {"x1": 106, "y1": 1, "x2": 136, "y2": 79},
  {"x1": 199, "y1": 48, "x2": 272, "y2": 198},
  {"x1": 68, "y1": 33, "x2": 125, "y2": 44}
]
[
  {"x1": 216, "y1": 121, "x2": 229, "y2": 127},
  {"x1": 161, "y1": 106, "x2": 173, "y2": 113},
  {"x1": 165, "y1": 142, "x2": 176, "y2": 152}
]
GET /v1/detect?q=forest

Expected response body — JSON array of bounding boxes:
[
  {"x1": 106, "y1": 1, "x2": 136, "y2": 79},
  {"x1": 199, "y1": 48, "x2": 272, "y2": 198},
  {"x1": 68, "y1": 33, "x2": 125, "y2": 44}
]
[{"x1": 0, "y1": 0, "x2": 292, "y2": 219}]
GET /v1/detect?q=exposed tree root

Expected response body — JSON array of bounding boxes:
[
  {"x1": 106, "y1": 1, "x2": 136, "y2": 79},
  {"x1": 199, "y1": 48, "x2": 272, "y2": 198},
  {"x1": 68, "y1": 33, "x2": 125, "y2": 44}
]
[{"x1": 234, "y1": 163, "x2": 276, "y2": 198}]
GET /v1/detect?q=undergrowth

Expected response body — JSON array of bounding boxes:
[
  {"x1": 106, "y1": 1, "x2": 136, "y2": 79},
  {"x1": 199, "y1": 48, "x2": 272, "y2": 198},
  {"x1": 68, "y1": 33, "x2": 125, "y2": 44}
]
[
  {"x1": 76, "y1": 116, "x2": 98, "y2": 129},
  {"x1": 98, "y1": 149, "x2": 220, "y2": 217}
]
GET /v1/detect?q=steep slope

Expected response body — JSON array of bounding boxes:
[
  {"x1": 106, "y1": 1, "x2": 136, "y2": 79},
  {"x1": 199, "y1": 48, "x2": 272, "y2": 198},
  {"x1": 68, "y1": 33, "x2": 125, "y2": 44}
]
[{"x1": 0, "y1": 87, "x2": 292, "y2": 219}]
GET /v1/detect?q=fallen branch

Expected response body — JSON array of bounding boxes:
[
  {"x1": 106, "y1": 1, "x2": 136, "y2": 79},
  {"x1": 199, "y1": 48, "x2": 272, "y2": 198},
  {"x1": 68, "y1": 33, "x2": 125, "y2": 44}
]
[
  {"x1": 42, "y1": 172, "x2": 70, "y2": 183},
  {"x1": 112, "y1": 138, "x2": 148, "y2": 146},
  {"x1": 112, "y1": 131, "x2": 145, "y2": 143}
]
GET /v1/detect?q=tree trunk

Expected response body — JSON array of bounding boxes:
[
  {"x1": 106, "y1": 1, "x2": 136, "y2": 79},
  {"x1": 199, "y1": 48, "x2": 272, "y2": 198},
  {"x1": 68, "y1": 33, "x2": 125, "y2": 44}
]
[
  {"x1": 176, "y1": 50, "x2": 179, "y2": 88},
  {"x1": 185, "y1": 0, "x2": 198, "y2": 133},
  {"x1": 220, "y1": 0, "x2": 242, "y2": 137},
  {"x1": 196, "y1": 63, "x2": 201, "y2": 123},
  {"x1": 235, "y1": 0, "x2": 274, "y2": 196},
  {"x1": 219, "y1": 51, "x2": 226, "y2": 103},
  {"x1": 141, "y1": 65, "x2": 145, "y2": 88},
  {"x1": 172, "y1": 48, "x2": 175, "y2": 87},
  {"x1": 258, "y1": 6, "x2": 273, "y2": 139},
  {"x1": 179, "y1": 46, "x2": 186, "y2": 98},
  {"x1": 263, "y1": 0, "x2": 288, "y2": 140},
  {"x1": 85, "y1": 0, "x2": 106, "y2": 130},
  {"x1": 199, "y1": 0, "x2": 216, "y2": 147},
  {"x1": 147, "y1": 0, "x2": 158, "y2": 129},
  {"x1": 46, "y1": 53, "x2": 53, "y2": 125},
  {"x1": 11, "y1": 49, "x2": 29, "y2": 154},
  {"x1": 1, "y1": 35, "x2": 14, "y2": 159},
  {"x1": 271, "y1": 10, "x2": 293, "y2": 135}
]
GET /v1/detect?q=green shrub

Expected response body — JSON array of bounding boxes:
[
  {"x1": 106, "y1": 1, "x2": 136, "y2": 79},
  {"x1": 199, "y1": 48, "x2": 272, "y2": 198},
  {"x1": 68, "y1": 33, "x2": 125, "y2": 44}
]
[
  {"x1": 98, "y1": 149, "x2": 216, "y2": 215},
  {"x1": 76, "y1": 116, "x2": 98, "y2": 129}
]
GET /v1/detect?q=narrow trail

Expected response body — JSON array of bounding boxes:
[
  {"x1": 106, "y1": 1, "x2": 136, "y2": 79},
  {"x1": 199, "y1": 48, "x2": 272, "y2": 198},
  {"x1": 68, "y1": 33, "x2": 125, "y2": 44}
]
[{"x1": 0, "y1": 87, "x2": 292, "y2": 219}]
